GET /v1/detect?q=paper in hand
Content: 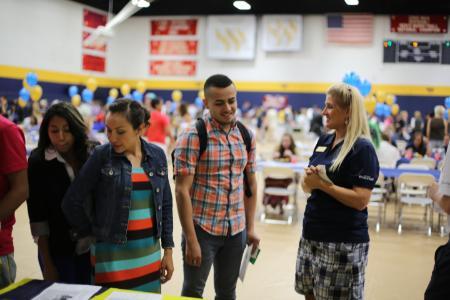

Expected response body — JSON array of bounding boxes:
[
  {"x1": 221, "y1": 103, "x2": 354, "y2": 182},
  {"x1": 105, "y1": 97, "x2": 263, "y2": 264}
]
[{"x1": 239, "y1": 244, "x2": 253, "y2": 282}]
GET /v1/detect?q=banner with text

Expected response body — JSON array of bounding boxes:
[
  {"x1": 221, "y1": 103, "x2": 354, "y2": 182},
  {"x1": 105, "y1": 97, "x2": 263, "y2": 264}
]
[
  {"x1": 82, "y1": 9, "x2": 107, "y2": 72},
  {"x1": 391, "y1": 15, "x2": 448, "y2": 33},
  {"x1": 149, "y1": 18, "x2": 199, "y2": 76}
]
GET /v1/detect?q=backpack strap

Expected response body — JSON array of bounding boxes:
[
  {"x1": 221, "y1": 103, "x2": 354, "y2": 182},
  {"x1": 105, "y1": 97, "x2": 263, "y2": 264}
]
[
  {"x1": 236, "y1": 121, "x2": 253, "y2": 198},
  {"x1": 195, "y1": 118, "x2": 208, "y2": 158},
  {"x1": 236, "y1": 121, "x2": 252, "y2": 154},
  {"x1": 172, "y1": 118, "x2": 207, "y2": 180}
]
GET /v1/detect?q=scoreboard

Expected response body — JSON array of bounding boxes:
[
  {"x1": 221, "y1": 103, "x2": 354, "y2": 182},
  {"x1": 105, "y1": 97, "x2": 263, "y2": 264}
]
[{"x1": 383, "y1": 40, "x2": 450, "y2": 64}]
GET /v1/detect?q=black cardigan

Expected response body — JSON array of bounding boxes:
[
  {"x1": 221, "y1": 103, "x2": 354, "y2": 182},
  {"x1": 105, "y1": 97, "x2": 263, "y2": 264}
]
[{"x1": 27, "y1": 149, "x2": 77, "y2": 256}]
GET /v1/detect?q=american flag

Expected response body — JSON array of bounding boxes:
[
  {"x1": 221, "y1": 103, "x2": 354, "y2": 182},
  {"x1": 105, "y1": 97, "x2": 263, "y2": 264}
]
[{"x1": 327, "y1": 14, "x2": 374, "y2": 44}]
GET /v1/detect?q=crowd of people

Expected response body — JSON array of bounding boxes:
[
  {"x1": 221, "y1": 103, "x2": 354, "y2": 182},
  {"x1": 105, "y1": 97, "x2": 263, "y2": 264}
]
[{"x1": 0, "y1": 75, "x2": 449, "y2": 299}]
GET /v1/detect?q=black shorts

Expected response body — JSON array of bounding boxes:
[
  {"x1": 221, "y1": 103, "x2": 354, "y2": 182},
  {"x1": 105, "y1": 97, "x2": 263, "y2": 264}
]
[{"x1": 425, "y1": 239, "x2": 450, "y2": 300}]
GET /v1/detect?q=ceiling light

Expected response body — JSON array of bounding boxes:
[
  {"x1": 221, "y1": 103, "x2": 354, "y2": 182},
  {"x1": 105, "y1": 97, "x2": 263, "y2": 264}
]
[
  {"x1": 132, "y1": 0, "x2": 150, "y2": 8},
  {"x1": 344, "y1": 0, "x2": 359, "y2": 5},
  {"x1": 233, "y1": 1, "x2": 251, "y2": 10}
]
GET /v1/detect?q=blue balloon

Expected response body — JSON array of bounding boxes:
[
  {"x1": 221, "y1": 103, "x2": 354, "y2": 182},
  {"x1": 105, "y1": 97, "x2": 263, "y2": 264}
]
[
  {"x1": 26, "y1": 72, "x2": 38, "y2": 87},
  {"x1": 359, "y1": 80, "x2": 372, "y2": 97},
  {"x1": 81, "y1": 88, "x2": 93, "y2": 103},
  {"x1": 107, "y1": 96, "x2": 115, "y2": 105},
  {"x1": 383, "y1": 104, "x2": 391, "y2": 117},
  {"x1": 375, "y1": 103, "x2": 384, "y2": 117},
  {"x1": 68, "y1": 86, "x2": 78, "y2": 97},
  {"x1": 19, "y1": 88, "x2": 30, "y2": 101},
  {"x1": 194, "y1": 97, "x2": 204, "y2": 108},
  {"x1": 343, "y1": 71, "x2": 361, "y2": 88},
  {"x1": 145, "y1": 92, "x2": 157, "y2": 101},
  {"x1": 132, "y1": 90, "x2": 143, "y2": 102},
  {"x1": 445, "y1": 97, "x2": 450, "y2": 109}
]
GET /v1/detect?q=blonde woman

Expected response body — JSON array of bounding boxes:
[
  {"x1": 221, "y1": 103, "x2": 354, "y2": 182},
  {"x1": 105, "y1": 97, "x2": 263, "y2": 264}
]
[
  {"x1": 296, "y1": 83, "x2": 379, "y2": 300},
  {"x1": 427, "y1": 105, "x2": 447, "y2": 150}
]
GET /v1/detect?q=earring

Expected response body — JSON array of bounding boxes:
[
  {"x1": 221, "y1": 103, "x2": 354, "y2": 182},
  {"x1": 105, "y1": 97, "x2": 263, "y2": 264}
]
[{"x1": 345, "y1": 119, "x2": 349, "y2": 125}]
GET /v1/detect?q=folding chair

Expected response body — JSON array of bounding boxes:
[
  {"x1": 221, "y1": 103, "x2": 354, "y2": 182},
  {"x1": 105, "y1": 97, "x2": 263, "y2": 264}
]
[
  {"x1": 260, "y1": 166, "x2": 299, "y2": 225},
  {"x1": 396, "y1": 173, "x2": 436, "y2": 236},
  {"x1": 398, "y1": 163, "x2": 430, "y2": 170},
  {"x1": 410, "y1": 157, "x2": 436, "y2": 170},
  {"x1": 369, "y1": 172, "x2": 387, "y2": 232}
]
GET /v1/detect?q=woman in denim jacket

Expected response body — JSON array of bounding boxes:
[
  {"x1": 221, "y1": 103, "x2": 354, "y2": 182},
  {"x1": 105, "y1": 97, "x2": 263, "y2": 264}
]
[{"x1": 62, "y1": 99, "x2": 174, "y2": 293}]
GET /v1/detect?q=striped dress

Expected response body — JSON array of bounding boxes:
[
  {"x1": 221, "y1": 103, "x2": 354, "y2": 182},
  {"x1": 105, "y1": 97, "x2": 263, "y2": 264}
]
[{"x1": 91, "y1": 167, "x2": 161, "y2": 292}]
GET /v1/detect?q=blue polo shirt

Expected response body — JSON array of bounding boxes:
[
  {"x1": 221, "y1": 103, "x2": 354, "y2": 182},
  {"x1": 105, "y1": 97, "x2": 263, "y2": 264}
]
[{"x1": 303, "y1": 133, "x2": 379, "y2": 243}]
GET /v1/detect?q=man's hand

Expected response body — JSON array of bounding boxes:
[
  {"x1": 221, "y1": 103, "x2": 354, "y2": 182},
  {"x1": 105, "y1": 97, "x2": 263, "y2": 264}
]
[
  {"x1": 185, "y1": 238, "x2": 202, "y2": 267},
  {"x1": 247, "y1": 229, "x2": 260, "y2": 254}
]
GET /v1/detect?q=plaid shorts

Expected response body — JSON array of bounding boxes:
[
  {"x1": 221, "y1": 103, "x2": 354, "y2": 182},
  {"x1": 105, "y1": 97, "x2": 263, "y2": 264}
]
[
  {"x1": 0, "y1": 254, "x2": 16, "y2": 289},
  {"x1": 295, "y1": 238, "x2": 369, "y2": 300}
]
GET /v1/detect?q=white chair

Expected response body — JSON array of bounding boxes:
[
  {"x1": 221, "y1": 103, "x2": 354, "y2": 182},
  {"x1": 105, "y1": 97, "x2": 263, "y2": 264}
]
[
  {"x1": 398, "y1": 163, "x2": 430, "y2": 170},
  {"x1": 410, "y1": 157, "x2": 436, "y2": 170},
  {"x1": 369, "y1": 172, "x2": 387, "y2": 232},
  {"x1": 260, "y1": 166, "x2": 299, "y2": 225},
  {"x1": 396, "y1": 173, "x2": 436, "y2": 236}
]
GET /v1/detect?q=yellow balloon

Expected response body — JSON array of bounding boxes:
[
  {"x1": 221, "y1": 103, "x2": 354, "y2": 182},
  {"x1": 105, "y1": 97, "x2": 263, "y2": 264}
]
[
  {"x1": 109, "y1": 88, "x2": 119, "y2": 99},
  {"x1": 86, "y1": 78, "x2": 97, "y2": 92},
  {"x1": 376, "y1": 91, "x2": 386, "y2": 103},
  {"x1": 22, "y1": 79, "x2": 31, "y2": 91},
  {"x1": 364, "y1": 96, "x2": 376, "y2": 114},
  {"x1": 30, "y1": 85, "x2": 43, "y2": 102},
  {"x1": 71, "y1": 94, "x2": 81, "y2": 107},
  {"x1": 391, "y1": 104, "x2": 399, "y2": 116},
  {"x1": 18, "y1": 98, "x2": 27, "y2": 108},
  {"x1": 172, "y1": 90, "x2": 182, "y2": 102},
  {"x1": 386, "y1": 94, "x2": 396, "y2": 106},
  {"x1": 278, "y1": 110, "x2": 286, "y2": 123},
  {"x1": 136, "y1": 81, "x2": 146, "y2": 94},
  {"x1": 121, "y1": 84, "x2": 131, "y2": 96}
]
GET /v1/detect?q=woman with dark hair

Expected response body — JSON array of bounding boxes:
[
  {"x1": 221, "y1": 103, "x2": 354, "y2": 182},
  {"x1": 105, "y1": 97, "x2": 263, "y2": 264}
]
[
  {"x1": 62, "y1": 99, "x2": 174, "y2": 293},
  {"x1": 273, "y1": 132, "x2": 298, "y2": 162},
  {"x1": 27, "y1": 102, "x2": 93, "y2": 283},
  {"x1": 405, "y1": 130, "x2": 431, "y2": 159}
]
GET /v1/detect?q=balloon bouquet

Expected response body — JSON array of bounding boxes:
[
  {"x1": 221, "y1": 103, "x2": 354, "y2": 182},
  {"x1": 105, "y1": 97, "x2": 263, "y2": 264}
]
[
  {"x1": 18, "y1": 72, "x2": 43, "y2": 108},
  {"x1": 342, "y1": 72, "x2": 399, "y2": 119}
]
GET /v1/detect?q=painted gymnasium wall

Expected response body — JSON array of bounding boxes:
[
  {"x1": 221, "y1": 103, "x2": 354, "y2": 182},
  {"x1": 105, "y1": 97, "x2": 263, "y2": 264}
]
[{"x1": 1, "y1": 0, "x2": 450, "y2": 113}]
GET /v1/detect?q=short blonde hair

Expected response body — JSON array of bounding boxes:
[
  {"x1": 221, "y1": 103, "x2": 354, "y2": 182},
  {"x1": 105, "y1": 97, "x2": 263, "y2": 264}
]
[{"x1": 434, "y1": 105, "x2": 445, "y2": 118}]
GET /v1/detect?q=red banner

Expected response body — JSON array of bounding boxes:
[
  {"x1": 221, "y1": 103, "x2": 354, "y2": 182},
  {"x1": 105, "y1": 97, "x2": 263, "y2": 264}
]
[
  {"x1": 83, "y1": 9, "x2": 107, "y2": 29},
  {"x1": 149, "y1": 60, "x2": 196, "y2": 76},
  {"x1": 82, "y1": 32, "x2": 107, "y2": 52},
  {"x1": 151, "y1": 19, "x2": 198, "y2": 35},
  {"x1": 391, "y1": 15, "x2": 448, "y2": 33},
  {"x1": 150, "y1": 40, "x2": 198, "y2": 55},
  {"x1": 83, "y1": 54, "x2": 106, "y2": 72}
]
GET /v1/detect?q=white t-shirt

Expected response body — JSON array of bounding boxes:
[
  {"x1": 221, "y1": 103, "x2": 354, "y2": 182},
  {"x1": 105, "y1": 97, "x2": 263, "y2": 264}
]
[
  {"x1": 376, "y1": 141, "x2": 401, "y2": 168},
  {"x1": 438, "y1": 148, "x2": 450, "y2": 227}
]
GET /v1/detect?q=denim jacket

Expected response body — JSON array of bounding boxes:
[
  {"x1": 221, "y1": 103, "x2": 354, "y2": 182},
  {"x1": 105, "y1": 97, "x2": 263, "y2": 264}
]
[{"x1": 62, "y1": 139, "x2": 174, "y2": 248}]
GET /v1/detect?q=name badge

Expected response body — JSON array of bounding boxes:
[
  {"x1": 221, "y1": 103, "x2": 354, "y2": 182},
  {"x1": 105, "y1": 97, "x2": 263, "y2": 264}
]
[{"x1": 315, "y1": 146, "x2": 327, "y2": 152}]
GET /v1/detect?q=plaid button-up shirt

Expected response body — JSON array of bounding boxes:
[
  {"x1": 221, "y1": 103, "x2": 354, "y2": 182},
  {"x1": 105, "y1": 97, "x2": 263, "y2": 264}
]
[{"x1": 174, "y1": 114, "x2": 256, "y2": 236}]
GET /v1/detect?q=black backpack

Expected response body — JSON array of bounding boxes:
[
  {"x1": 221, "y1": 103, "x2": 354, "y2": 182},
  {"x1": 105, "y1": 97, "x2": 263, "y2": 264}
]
[{"x1": 172, "y1": 118, "x2": 253, "y2": 197}]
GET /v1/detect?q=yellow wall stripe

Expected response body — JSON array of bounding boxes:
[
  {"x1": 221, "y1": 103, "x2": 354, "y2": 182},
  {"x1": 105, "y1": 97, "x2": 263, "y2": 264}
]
[{"x1": 1, "y1": 64, "x2": 449, "y2": 97}]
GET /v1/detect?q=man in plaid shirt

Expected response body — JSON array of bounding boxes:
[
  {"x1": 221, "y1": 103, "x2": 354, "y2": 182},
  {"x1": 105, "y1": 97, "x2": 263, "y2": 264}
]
[{"x1": 174, "y1": 74, "x2": 260, "y2": 299}]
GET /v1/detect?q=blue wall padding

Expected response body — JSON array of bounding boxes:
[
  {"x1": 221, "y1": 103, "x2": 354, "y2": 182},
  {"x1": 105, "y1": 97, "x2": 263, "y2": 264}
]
[{"x1": 0, "y1": 77, "x2": 445, "y2": 116}]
